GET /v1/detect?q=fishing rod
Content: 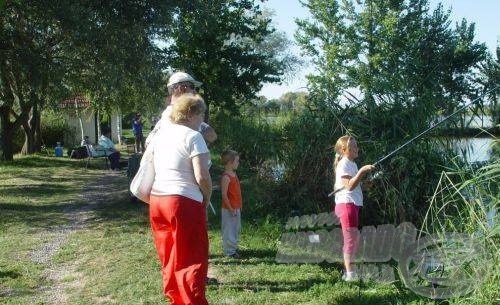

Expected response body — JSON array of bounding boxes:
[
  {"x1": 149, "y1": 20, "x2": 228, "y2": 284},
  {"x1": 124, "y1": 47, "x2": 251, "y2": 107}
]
[
  {"x1": 373, "y1": 86, "x2": 497, "y2": 167},
  {"x1": 328, "y1": 86, "x2": 498, "y2": 198}
]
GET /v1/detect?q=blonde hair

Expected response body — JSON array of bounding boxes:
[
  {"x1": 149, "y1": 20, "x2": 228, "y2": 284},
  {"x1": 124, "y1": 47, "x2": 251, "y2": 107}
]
[
  {"x1": 333, "y1": 135, "x2": 354, "y2": 172},
  {"x1": 221, "y1": 149, "x2": 239, "y2": 165},
  {"x1": 169, "y1": 94, "x2": 206, "y2": 123}
]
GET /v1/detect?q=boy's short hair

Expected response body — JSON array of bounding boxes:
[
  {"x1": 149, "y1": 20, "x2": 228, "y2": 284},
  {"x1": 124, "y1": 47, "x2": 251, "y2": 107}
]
[{"x1": 221, "y1": 149, "x2": 239, "y2": 165}]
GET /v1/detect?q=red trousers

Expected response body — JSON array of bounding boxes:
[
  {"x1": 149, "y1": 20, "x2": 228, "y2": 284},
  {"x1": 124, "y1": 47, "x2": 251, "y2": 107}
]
[{"x1": 149, "y1": 195, "x2": 209, "y2": 305}]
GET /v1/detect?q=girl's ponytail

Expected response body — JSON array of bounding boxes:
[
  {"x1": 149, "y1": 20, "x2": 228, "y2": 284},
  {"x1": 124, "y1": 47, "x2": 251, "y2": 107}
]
[
  {"x1": 333, "y1": 153, "x2": 342, "y2": 174},
  {"x1": 333, "y1": 135, "x2": 353, "y2": 173}
]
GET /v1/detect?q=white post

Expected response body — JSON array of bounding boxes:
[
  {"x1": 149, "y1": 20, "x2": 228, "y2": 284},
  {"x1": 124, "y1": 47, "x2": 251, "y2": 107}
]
[
  {"x1": 116, "y1": 111, "x2": 122, "y2": 144},
  {"x1": 74, "y1": 99, "x2": 84, "y2": 142}
]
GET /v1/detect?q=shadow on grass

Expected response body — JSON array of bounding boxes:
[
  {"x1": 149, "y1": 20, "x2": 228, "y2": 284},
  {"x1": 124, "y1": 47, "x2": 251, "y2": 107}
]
[
  {"x1": 1, "y1": 155, "x2": 84, "y2": 169},
  {"x1": 0, "y1": 201, "x2": 77, "y2": 229},
  {"x1": 0, "y1": 184, "x2": 80, "y2": 199},
  {"x1": 239, "y1": 248, "x2": 276, "y2": 259},
  {"x1": 332, "y1": 288, "x2": 435, "y2": 305},
  {"x1": 87, "y1": 183, "x2": 150, "y2": 229},
  {"x1": 209, "y1": 248, "x2": 280, "y2": 266},
  {"x1": 0, "y1": 270, "x2": 21, "y2": 279},
  {"x1": 218, "y1": 278, "x2": 331, "y2": 293}
]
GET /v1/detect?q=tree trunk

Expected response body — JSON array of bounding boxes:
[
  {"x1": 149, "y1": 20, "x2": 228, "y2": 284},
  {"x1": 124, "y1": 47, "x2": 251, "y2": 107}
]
[
  {"x1": 0, "y1": 106, "x2": 14, "y2": 161},
  {"x1": 21, "y1": 100, "x2": 41, "y2": 154},
  {"x1": 21, "y1": 122, "x2": 35, "y2": 154},
  {"x1": 34, "y1": 109, "x2": 42, "y2": 151}
]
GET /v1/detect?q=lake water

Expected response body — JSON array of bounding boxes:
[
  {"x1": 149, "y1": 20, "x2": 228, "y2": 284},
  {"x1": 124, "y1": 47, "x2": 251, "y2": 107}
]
[
  {"x1": 433, "y1": 114, "x2": 497, "y2": 162},
  {"x1": 459, "y1": 114, "x2": 493, "y2": 128},
  {"x1": 448, "y1": 138, "x2": 493, "y2": 163},
  {"x1": 447, "y1": 137, "x2": 496, "y2": 163},
  {"x1": 435, "y1": 114, "x2": 495, "y2": 128}
]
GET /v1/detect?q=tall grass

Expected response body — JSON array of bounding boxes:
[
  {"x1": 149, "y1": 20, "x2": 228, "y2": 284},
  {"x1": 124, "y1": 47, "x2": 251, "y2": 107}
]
[{"x1": 419, "y1": 139, "x2": 499, "y2": 303}]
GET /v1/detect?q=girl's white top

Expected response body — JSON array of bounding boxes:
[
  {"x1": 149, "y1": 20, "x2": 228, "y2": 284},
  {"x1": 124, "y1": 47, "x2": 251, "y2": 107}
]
[
  {"x1": 335, "y1": 157, "x2": 363, "y2": 206},
  {"x1": 151, "y1": 123, "x2": 209, "y2": 202}
]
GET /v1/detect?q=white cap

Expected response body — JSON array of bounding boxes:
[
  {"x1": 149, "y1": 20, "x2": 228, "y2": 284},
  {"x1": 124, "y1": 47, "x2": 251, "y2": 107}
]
[{"x1": 167, "y1": 72, "x2": 202, "y2": 88}]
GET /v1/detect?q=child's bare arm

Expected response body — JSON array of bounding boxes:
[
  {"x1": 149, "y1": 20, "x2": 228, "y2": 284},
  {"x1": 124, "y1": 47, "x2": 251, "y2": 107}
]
[{"x1": 341, "y1": 165, "x2": 375, "y2": 191}]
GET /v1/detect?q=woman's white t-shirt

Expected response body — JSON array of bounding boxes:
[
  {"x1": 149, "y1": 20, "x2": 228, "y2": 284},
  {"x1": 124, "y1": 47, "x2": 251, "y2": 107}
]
[
  {"x1": 334, "y1": 157, "x2": 363, "y2": 206},
  {"x1": 151, "y1": 123, "x2": 209, "y2": 202}
]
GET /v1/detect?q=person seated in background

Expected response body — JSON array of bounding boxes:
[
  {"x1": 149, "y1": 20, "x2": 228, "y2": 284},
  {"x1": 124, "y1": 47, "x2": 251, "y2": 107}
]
[
  {"x1": 81, "y1": 135, "x2": 92, "y2": 147},
  {"x1": 98, "y1": 126, "x2": 121, "y2": 170},
  {"x1": 69, "y1": 136, "x2": 92, "y2": 159}
]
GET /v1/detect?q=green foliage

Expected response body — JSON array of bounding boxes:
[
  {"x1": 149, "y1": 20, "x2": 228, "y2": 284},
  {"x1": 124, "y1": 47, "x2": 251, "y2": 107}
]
[
  {"x1": 284, "y1": 0, "x2": 490, "y2": 222},
  {"x1": 254, "y1": 101, "x2": 448, "y2": 223},
  {"x1": 296, "y1": 0, "x2": 488, "y2": 124},
  {"x1": 40, "y1": 110, "x2": 75, "y2": 147},
  {"x1": 0, "y1": 1, "x2": 176, "y2": 160},
  {"x1": 1, "y1": 1, "x2": 298, "y2": 160},
  {"x1": 164, "y1": 0, "x2": 298, "y2": 114},
  {"x1": 11, "y1": 126, "x2": 24, "y2": 155},
  {"x1": 211, "y1": 110, "x2": 283, "y2": 168},
  {"x1": 121, "y1": 112, "x2": 136, "y2": 129},
  {"x1": 478, "y1": 48, "x2": 500, "y2": 126}
]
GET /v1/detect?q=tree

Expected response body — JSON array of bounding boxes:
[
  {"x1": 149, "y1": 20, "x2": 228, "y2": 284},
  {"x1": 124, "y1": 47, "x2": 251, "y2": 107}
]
[
  {"x1": 296, "y1": 0, "x2": 487, "y2": 114},
  {"x1": 163, "y1": 0, "x2": 298, "y2": 117},
  {"x1": 478, "y1": 47, "x2": 500, "y2": 126},
  {"x1": 291, "y1": 0, "x2": 488, "y2": 222},
  {"x1": 279, "y1": 91, "x2": 308, "y2": 111},
  {"x1": 0, "y1": 1, "x2": 177, "y2": 160}
]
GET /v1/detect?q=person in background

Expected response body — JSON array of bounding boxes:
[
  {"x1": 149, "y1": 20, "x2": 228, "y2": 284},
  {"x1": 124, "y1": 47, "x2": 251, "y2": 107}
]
[
  {"x1": 132, "y1": 113, "x2": 145, "y2": 153},
  {"x1": 167, "y1": 72, "x2": 217, "y2": 144},
  {"x1": 147, "y1": 71, "x2": 217, "y2": 146},
  {"x1": 81, "y1": 135, "x2": 92, "y2": 147},
  {"x1": 98, "y1": 126, "x2": 121, "y2": 170},
  {"x1": 149, "y1": 94, "x2": 211, "y2": 304},
  {"x1": 333, "y1": 135, "x2": 374, "y2": 281},
  {"x1": 145, "y1": 71, "x2": 219, "y2": 287},
  {"x1": 220, "y1": 149, "x2": 243, "y2": 259}
]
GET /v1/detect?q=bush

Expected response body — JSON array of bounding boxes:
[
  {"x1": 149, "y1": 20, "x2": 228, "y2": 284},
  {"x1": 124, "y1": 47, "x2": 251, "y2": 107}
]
[
  {"x1": 214, "y1": 101, "x2": 452, "y2": 224},
  {"x1": 274, "y1": 102, "x2": 450, "y2": 225},
  {"x1": 41, "y1": 110, "x2": 76, "y2": 147},
  {"x1": 210, "y1": 110, "x2": 282, "y2": 168}
]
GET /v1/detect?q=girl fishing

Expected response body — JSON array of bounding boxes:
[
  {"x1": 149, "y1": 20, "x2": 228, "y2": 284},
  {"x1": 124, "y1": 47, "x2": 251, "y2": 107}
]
[{"x1": 333, "y1": 135, "x2": 374, "y2": 281}]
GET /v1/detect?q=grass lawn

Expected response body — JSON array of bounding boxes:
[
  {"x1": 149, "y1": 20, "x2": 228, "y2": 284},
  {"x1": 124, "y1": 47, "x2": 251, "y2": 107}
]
[{"x1": 1, "y1": 155, "x2": 444, "y2": 304}]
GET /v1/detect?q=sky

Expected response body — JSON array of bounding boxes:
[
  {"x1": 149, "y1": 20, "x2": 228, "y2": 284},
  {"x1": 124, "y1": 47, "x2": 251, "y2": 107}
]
[{"x1": 259, "y1": 0, "x2": 500, "y2": 99}]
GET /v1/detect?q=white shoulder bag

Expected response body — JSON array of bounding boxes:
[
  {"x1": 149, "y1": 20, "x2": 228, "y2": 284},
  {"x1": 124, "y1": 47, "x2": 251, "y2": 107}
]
[{"x1": 130, "y1": 127, "x2": 159, "y2": 204}]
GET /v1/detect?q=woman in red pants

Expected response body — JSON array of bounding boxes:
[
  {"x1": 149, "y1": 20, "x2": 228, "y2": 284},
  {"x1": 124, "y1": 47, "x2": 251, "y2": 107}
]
[{"x1": 149, "y1": 93, "x2": 212, "y2": 305}]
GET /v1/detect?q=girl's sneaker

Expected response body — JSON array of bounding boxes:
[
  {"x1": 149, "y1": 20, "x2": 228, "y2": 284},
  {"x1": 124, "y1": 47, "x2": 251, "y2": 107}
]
[{"x1": 342, "y1": 271, "x2": 358, "y2": 282}]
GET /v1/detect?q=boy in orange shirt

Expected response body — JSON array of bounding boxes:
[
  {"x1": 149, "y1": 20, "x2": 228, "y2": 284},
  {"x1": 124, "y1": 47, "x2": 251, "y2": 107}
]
[{"x1": 220, "y1": 149, "x2": 243, "y2": 258}]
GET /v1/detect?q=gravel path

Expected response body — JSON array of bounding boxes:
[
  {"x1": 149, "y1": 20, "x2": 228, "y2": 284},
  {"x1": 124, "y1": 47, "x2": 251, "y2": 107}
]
[{"x1": 28, "y1": 171, "x2": 128, "y2": 305}]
